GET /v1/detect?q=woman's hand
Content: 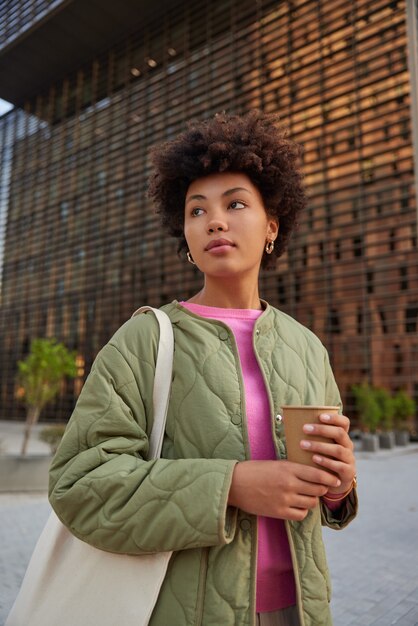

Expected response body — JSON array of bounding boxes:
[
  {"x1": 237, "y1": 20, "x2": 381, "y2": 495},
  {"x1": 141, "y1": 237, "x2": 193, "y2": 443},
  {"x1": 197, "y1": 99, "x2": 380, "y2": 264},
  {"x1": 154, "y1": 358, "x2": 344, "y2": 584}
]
[
  {"x1": 228, "y1": 459, "x2": 342, "y2": 521},
  {"x1": 300, "y1": 413, "x2": 356, "y2": 496}
]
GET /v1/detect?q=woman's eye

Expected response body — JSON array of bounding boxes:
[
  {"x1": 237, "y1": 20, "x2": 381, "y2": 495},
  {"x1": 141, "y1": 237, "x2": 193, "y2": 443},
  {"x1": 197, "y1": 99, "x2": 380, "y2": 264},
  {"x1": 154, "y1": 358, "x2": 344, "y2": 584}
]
[
  {"x1": 230, "y1": 201, "x2": 245, "y2": 210},
  {"x1": 191, "y1": 207, "x2": 204, "y2": 216}
]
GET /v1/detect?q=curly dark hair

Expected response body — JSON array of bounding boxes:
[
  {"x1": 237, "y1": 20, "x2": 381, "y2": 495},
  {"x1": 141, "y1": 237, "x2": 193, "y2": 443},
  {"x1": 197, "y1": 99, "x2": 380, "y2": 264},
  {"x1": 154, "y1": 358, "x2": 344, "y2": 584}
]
[{"x1": 148, "y1": 110, "x2": 306, "y2": 269}]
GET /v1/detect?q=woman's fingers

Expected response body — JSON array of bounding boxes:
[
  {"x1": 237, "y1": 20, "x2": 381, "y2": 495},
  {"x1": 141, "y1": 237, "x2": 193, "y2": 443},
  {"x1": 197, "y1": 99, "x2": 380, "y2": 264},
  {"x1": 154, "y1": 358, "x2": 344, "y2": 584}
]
[
  {"x1": 293, "y1": 494, "x2": 320, "y2": 510},
  {"x1": 300, "y1": 439, "x2": 352, "y2": 460},
  {"x1": 302, "y1": 423, "x2": 352, "y2": 446},
  {"x1": 311, "y1": 454, "x2": 353, "y2": 483},
  {"x1": 292, "y1": 462, "x2": 341, "y2": 489},
  {"x1": 302, "y1": 413, "x2": 354, "y2": 451},
  {"x1": 319, "y1": 412, "x2": 350, "y2": 431},
  {"x1": 299, "y1": 441, "x2": 354, "y2": 483},
  {"x1": 298, "y1": 413, "x2": 357, "y2": 494}
]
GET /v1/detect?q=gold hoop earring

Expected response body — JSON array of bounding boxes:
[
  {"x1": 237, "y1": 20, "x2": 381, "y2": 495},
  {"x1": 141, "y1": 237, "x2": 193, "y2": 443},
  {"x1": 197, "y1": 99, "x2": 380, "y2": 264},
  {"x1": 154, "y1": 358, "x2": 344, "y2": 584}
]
[
  {"x1": 187, "y1": 251, "x2": 196, "y2": 265},
  {"x1": 265, "y1": 240, "x2": 274, "y2": 254}
]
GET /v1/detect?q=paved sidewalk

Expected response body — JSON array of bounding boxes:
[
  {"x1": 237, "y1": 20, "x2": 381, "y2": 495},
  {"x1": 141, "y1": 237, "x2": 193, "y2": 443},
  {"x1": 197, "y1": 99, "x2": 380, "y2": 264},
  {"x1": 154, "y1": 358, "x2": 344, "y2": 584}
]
[
  {"x1": 1, "y1": 446, "x2": 418, "y2": 625},
  {"x1": 0, "y1": 493, "x2": 50, "y2": 625},
  {"x1": 323, "y1": 445, "x2": 418, "y2": 626}
]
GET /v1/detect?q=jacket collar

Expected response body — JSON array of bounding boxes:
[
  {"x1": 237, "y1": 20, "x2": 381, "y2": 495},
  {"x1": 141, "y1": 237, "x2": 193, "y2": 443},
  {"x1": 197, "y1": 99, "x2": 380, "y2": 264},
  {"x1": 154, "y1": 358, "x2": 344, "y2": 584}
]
[{"x1": 163, "y1": 299, "x2": 274, "y2": 330}]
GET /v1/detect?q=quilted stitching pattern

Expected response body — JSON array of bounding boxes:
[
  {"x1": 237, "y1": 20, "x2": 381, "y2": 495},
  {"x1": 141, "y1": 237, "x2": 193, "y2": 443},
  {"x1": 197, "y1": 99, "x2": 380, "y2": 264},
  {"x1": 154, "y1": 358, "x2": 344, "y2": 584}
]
[{"x1": 49, "y1": 302, "x2": 357, "y2": 626}]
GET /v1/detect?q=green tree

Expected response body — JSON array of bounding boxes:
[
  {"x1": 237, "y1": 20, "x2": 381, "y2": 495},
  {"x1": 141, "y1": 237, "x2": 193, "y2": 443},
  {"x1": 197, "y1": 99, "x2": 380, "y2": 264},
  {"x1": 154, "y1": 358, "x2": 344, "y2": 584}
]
[
  {"x1": 392, "y1": 390, "x2": 416, "y2": 430},
  {"x1": 352, "y1": 383, "x2": 381, "y2": 433},
  {"x1": 374, "y1": 387, "x2": 395, "y2": 432},
  {"x1": 16, "y1": 339, "x2": 77, "y2": 455}
]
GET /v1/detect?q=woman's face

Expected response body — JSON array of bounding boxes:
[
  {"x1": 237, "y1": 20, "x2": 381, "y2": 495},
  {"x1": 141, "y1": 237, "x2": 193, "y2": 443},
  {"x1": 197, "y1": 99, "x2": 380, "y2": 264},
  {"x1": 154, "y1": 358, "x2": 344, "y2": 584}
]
[{"x1": 184, "y1": 171, "x2": 278, "y2": 279}]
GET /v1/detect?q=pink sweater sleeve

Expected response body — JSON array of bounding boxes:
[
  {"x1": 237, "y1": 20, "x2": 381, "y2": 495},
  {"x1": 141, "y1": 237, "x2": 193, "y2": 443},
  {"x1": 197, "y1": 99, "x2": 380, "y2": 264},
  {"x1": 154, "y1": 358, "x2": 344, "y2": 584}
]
[{"x1": 322, "y1": 491, "x2": 351, "y2": 511}]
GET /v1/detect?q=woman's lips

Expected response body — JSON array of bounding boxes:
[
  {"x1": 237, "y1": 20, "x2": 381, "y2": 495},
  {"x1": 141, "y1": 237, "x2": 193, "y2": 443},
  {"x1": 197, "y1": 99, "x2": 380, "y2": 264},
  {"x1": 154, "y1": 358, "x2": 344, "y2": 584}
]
[{"x1": 205, "y1": 238, "x2": 235, "y2": 252}]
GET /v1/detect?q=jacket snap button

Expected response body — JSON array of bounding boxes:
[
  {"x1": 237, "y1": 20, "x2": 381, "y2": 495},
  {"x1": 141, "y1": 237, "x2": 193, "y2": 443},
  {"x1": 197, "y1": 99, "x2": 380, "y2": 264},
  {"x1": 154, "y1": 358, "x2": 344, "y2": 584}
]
[
  {"x1": 231, "y1": 414, "x2": 241, "y2": 425},
  {"x1": 240, "y1": 519, "x2": 251, "y2": 531},
  {"x1": 219, "y1": 329, "x2": 229, "y2": 341}
]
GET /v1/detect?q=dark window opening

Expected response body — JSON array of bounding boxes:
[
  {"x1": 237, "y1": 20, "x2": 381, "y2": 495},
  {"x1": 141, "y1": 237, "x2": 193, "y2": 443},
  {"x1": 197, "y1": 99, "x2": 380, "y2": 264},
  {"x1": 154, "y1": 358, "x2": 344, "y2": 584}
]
[
  {"x1": 401, "y1": 117, "x2": 409, "y2": 141},
  {"x1": 295, "y1": 275, "x2": 301, "y2": 303},
  {"x1": 327, "y1": 308, "x2": 341, "y2": 334},
  {"x1": 302, "y1": 245, "x2": 308, "y2": 267},
  {"x1": 335, "y1": 240, "x2": 341, "y2": 260},
  {"x1": 400, "y1": 266, "x2": 408, "y2": 291},
  {"x1": 378, "y1": 309, "x2": 388, "y2": 334},
  {"x1": 356, "y1": 307, "x2": 363, "y2": 334},
  {"x1": 389, "y1": 230, "x2": 396, "y2": 252},
  {"x1": 394, "y1": 344, "x2": 403, "y2": 375},
  {"x1": 366, "y1": 271, "x2": 374, "y2": 294},
  {"x1": 352, "y1": 199, "x2": 359, "y2": 219},
  {"x1": 353, "y1": 236, "x2": 363, "y2": 257},
  {"x1": 319, "y1": 241, "x2": 325, "y2": 263},
  {"x1": 405, "y1": 305, "x2": 418, "y2": 333},
  {"x1": 324, "y1": 203, "x2": 332, "y2": 227},
  {"x1": 401, "y1": 192, "x2": 409, "y2": 211}
]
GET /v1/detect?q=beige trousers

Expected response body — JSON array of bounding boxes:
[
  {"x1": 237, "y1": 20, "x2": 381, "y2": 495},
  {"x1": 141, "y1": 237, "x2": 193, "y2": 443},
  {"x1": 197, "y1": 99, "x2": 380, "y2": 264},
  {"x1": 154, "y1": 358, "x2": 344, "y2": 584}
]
[{"x1": 257, "y1": 605, "x2": 301, "y2": 626}]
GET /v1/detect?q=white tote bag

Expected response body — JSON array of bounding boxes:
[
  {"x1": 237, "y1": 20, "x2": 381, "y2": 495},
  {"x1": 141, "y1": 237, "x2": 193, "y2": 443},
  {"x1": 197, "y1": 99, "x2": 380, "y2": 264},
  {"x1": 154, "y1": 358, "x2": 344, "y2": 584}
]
[{"x1": 6, "y1": 307, "x2": 174, "y2": 626}]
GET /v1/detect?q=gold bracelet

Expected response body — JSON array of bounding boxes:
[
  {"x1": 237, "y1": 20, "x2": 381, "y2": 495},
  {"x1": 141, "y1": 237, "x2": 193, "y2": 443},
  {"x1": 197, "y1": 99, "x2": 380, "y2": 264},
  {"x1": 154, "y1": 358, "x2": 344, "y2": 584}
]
[{"x1": 323, "y1": 476, "x2": 357, "y2": 502}]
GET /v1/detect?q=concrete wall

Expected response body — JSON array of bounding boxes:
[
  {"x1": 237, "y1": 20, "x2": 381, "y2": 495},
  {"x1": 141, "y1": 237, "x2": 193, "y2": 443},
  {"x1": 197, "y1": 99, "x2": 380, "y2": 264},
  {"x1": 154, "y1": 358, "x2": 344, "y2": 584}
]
[{"x1": 0, "y1": 455, "x2": 50, "y2": 491}]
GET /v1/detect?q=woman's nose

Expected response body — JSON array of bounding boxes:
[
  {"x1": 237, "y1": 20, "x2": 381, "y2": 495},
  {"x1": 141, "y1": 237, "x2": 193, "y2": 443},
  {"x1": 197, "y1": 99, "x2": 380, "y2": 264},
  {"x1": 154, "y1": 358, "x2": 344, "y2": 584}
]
[{"x1": 207, "y1": 216, "x2": 228, "y2": 234}]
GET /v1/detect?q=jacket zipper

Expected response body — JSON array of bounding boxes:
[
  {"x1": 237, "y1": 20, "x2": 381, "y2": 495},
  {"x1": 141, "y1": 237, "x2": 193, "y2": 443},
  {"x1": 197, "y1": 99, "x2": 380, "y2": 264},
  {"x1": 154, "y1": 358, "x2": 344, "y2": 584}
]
[
  {"x1": 252, "y1": 322, "x2": 306, "y2": 626},
  {"x1": 226, "y1": 328, "x2": 258, "y2": 626},
  {"x1": 196, "y1": 547, "x2": 209, "y2": 626},
  {"x1": 181, "y1": 316, "x2": 258, "y2": 626},
  {"x1": 227, "y1": 328, "x2": 252, "y2": 461},
  {"x1": 251, "y1": 324, "x2": 280, "y2": 458}
]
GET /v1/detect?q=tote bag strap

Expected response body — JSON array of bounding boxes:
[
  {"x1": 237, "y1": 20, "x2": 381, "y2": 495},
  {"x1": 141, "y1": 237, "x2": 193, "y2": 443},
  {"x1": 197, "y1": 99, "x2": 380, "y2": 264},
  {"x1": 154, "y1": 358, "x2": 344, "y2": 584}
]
[{"x1": 131, "y1": 306, "x2": 174, "y2": 460}]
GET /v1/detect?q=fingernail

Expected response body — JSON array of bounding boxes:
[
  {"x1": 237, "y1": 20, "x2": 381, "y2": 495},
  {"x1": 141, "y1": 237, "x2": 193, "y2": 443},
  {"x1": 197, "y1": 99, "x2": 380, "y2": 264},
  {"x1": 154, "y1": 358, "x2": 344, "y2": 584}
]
[
  {"x1": 335, "y1": 479, "x2": 341, "y2": 487},
  {"x1": 320, "y1": 414, "x2": 331, "y2": 421},
  {"x1": 303, "y1": 424, "x2": 315, "y2": 433},
  {"x1": 300, "y1": 440, "x2": 311, "y2": 449},
  {"x1": 313, "y1": 455, "x2": 322, "y2": 463}
]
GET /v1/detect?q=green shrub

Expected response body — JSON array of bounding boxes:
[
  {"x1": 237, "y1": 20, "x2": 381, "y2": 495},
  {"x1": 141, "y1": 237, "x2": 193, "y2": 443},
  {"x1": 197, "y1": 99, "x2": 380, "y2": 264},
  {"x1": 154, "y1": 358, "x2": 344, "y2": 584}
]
[
  {"x1": 39, "y1": 424, "x2": 67, "y2": 454},
  {"x1": 374, "y1": 387, "x2": 395, "y2": 432},
  {"x1": 392, "y1": 390, "x2": 416, "y2": 430},
  {"x1": 351, "y1": 383, "x2": 381, "y2": 433}
]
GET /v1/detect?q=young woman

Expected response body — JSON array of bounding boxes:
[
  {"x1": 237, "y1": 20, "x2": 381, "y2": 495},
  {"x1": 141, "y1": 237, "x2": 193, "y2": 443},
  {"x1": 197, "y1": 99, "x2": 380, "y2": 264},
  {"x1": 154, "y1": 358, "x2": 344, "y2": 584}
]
[{"x1": 49, "y1": 111, "x2": 357, "y2": 626}]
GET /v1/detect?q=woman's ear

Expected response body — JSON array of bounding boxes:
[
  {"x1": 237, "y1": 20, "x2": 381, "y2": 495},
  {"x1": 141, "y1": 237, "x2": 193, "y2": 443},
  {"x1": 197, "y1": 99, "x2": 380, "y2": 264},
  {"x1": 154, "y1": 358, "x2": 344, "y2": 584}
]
[{"x1": 267, "y1": 218, "x2": 279, "y2": 241}]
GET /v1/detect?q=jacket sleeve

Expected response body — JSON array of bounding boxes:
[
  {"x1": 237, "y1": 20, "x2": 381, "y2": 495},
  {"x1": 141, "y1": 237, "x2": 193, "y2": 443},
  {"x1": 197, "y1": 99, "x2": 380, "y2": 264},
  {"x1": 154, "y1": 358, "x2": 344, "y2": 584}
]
[
  {"x1": 320, "y1": 488, "x2": 358, "y2": 529},
  {"x1": 49, "y1": 319, "x2": 238, "y2": 556},
  {"x1": 323, "y1": 348, "x2": 343, "y2": 413},
  {"x1": 320, "y1": 347, "x2": 358, "y2": 529}
]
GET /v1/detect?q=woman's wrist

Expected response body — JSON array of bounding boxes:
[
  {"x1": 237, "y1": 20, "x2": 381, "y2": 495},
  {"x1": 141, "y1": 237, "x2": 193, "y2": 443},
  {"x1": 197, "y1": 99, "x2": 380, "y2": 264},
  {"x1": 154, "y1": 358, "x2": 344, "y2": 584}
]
[
  {"x1": 227, "y1": 461, "x2": 249, "y2": 508},
  {"x1": 323, "y1": 475, "x2": 357, "y2": 502}
]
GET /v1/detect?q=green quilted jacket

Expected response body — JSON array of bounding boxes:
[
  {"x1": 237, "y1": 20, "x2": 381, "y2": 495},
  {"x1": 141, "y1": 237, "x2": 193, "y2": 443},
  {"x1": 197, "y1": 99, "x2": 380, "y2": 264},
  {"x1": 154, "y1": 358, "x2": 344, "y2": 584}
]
[{"x1": 49, "y1": 300, "x2": 358, "y2": 626}]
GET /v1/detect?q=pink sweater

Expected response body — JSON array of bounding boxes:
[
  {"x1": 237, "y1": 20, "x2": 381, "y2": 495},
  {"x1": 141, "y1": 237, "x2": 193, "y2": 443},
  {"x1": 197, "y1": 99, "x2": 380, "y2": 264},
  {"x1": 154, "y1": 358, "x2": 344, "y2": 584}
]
[{"x1": 181, "y1": 302, "x2": 296, "y2": 612}]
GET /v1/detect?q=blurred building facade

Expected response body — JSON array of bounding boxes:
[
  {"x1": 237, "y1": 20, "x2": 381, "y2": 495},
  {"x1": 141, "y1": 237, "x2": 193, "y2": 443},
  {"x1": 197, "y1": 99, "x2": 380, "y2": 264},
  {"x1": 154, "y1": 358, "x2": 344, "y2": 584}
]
[{"x1": 0, "y1": 0, "x2": 417, "y2": 422}]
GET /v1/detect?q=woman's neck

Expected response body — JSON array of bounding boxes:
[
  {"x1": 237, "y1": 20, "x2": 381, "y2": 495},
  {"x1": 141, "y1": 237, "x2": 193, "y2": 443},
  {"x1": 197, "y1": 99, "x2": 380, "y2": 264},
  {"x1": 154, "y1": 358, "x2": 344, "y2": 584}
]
[{"x1": 187, "y1": 278, "x2": 262, "y2": 310}]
